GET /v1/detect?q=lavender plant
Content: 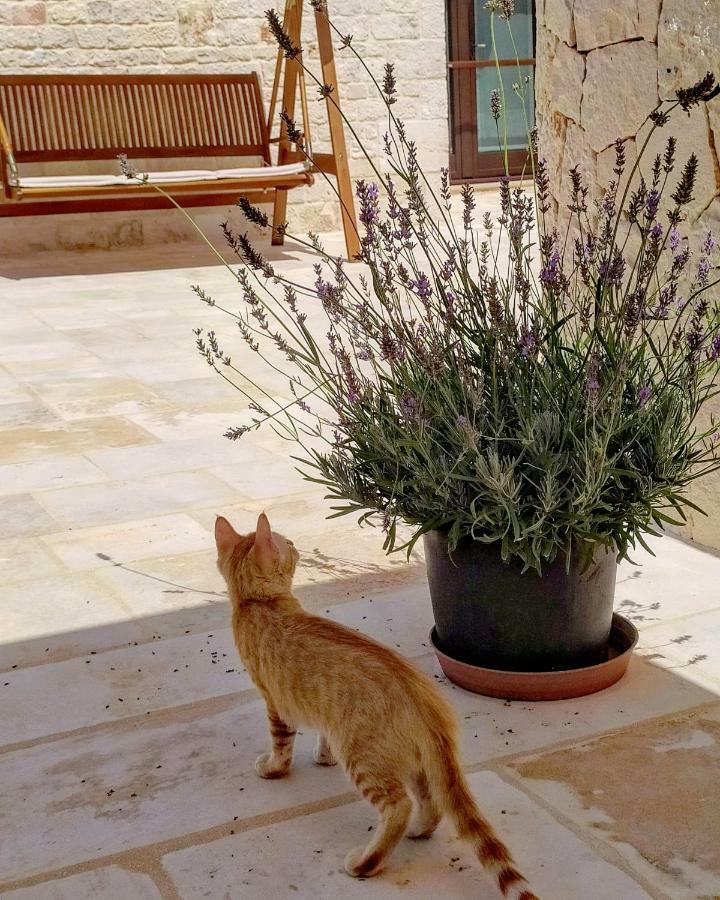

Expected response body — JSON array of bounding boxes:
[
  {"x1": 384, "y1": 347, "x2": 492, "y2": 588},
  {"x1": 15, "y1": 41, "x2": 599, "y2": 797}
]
[{"x1": 190, "y1": 7, "x2": 720, "y2": 572}]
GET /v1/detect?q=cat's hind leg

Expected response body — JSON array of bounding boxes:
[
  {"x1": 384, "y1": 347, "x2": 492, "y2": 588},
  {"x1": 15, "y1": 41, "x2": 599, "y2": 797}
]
[
  {"x1": 255, "y1": 705, "x2": 296, "y2": 779},
  {"x1": 407, "y1": 770, "x2": 442, "y2": 838},
  {"x1": 344, "y1": 774, "x2": 412, "y2": 877},
  {"x1": 313, "y1": 733, "x2": 338, "y2": 766}
]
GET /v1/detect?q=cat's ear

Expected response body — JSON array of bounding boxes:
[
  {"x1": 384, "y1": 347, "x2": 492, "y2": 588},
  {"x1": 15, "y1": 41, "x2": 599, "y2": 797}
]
[
  {"x1": 250, "y1": 511, "x2": 279, "y2": 570},
  {"x1": 215, "y1": 516, "x2": 241, "y2": 556}
]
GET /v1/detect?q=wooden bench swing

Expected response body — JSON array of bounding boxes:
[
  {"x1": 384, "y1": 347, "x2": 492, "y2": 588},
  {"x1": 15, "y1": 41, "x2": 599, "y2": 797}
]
[{"x1": 0, "y1": 0, "x2": 360, "y2": 258}]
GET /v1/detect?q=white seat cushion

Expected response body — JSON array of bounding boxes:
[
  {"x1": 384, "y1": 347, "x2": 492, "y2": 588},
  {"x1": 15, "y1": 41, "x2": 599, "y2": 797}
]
[
  {"x1": 214, "y1": 161, "x2": 312, "y2": 179},
  {"x1": 18, "y1": 161, "x2": 312, "y2": 191},
  {"x1": 19, "y1": 173, "x2": 122, "y2": 188}
]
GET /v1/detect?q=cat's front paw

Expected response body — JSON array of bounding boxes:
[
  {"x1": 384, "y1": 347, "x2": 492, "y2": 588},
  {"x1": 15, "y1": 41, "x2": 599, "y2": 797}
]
[
  {"x1": 255, "y1": 752, "x2": 291, "y2": 779},
  {"x1": 344, "y1": 845, "x2": 385, "y2": 878}
]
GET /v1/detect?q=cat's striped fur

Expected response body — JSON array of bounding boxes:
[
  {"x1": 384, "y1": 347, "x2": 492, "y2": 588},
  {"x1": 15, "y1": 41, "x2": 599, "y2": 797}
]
[{"x1": 215, "y1": 513, "x2": 538, "y2": 899}]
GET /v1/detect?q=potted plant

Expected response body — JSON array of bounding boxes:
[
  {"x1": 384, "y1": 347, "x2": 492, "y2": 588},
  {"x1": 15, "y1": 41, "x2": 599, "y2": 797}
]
[{"x1": 188, "y1": 6, "x2": 720, "y2": 697}]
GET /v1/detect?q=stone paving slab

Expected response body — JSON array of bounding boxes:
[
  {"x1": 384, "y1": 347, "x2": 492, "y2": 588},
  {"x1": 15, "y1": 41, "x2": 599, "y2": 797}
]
[
  {"x1": 0, "y1": 338, "x2": 88, "y2": 365},
  {"x1": 0, "y1": 537, "x2": 66, "y2": 585},
  {"x1": 0, "y1": 573, "x2": 150, "y2": 670},
  {"x1": 418, "y1": 652, "x2": 713, "y2": 762},
  {"x1": 0, "y1": 696, "x2": 345, "y2": 883},
  {"x1": 42, "y1": 513, "x2": 213, "y2": 572},
  {"x1": 0, "y1": 866, "x2": 162, "y2": 900},
  {"x1": 209, "y1": 458, "x2": 316, "y2": 501},
  {"x1": 508, "y1": 705, "x2": 720, "y2": 899},
  {"x1": 86, "y1": 435, "x2": 254, "y2": 481},
  {"x1": 35, "y1": 470, "x2": 244, "y2": 530},
  {"x1": 30, "y1": 376, "x2": 170, "y2": 423},
  {"x1": 124, "y1": 410, "x2": 255, "y2": 444},
  {"x1": 1, "y1": 649, "x2": 713, "y2": 884},
  {"x1": 0, "y1": 416, "x2": 157, "y2": 466},
  {"x1": 160, "y1": 770, "x2": 653, "y2": 900},
  {"x1": 0, "y1": 586, "x2": 435, "y2": 745},
  {"x1": 1, "y1": 354, "x2": 117, "y2": 387},
  {"x1": 614, "y1": 537, "x2": 720, "y2": 626},
  {"x1": 0, "y1": 494, "x2": 61, "y2": 540},
  {"x1": 636, "y1": 605, "x2": 720, "y2": 694},
  {"x1": 0, "y1": 455, "x2": 109, "y2": 497},
  {"x1": 3, "y1": 569, "x2": 713, "y2": 751}
]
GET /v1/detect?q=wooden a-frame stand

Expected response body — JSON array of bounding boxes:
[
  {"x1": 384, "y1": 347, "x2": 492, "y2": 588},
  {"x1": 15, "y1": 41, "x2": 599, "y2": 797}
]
[{"x1": 267, "y1": 0, "x2": 361, "y2": 260}]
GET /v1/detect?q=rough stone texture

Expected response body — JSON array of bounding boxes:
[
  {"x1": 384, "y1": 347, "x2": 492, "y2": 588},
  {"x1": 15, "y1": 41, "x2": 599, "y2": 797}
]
[
  {"x1": 573, "y1": 0, "x2": 640, "y2": 52},
  {"x1": 10, "y1": 1, "x2": 46, "y2": 25},
  {"x1": 537, "y1": 1, "x2": 720, "y2": 552},
  {"x1": 546, "y1": 38, "x2": 585, "y2": 123},
  {"x1": 0, "y1": 0, "x2": 448, "y2": 253},
  {"x1": 540, "y1": 0, "x2": 576, "y2": 46},
  {"x1": 582, "y1": 41, "x2": 658, "y2": 152}
]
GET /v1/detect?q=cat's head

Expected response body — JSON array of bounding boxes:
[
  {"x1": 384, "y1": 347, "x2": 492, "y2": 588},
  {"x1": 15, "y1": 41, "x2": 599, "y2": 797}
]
[{"x1": 214, "y1": 512, "x2": 299, "y2": 600}]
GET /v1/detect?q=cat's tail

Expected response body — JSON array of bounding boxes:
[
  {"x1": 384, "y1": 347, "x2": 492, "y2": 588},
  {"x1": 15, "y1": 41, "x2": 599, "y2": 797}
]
[{"x1": 429, "y1": 733, "x2": 539, "y2": 900}]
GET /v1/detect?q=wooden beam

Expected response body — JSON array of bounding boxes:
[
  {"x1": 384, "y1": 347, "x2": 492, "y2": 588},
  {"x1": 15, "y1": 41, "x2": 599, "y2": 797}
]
[
  {"x1": 271, "y1": 0, "x2": 303, "y2": 245},
  {"x1": 280, "y1": 150, "x2": 337, "y2": 174},
  {"x1": 314, "y1": 2, "x2": 360, "y2": 260}
]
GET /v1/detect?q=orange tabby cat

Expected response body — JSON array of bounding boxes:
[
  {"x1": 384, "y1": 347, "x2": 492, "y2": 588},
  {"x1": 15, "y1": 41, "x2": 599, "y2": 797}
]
[{"x1": 215, "y1": 512, "x2": 538, "y2": 899}]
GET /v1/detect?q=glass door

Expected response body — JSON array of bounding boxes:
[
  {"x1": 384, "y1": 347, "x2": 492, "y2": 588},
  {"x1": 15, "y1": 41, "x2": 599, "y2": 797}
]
[{"x1": 448, "y1": 0, "x2": 535, "y2": 182}]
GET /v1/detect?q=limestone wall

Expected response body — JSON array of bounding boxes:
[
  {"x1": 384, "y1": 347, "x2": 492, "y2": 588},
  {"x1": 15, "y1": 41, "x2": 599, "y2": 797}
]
[
  {"x1": 0, "y1": 0, "x2": 449, "y2": 253},
  {"x1": 536, "y1": 0, "x2": 720, "y2": 552}
]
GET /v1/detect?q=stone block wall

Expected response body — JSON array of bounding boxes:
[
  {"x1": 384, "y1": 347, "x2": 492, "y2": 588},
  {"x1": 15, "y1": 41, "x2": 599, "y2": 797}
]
[
  {"x1": 0, "y1": 0, "x2": 450, "y2": 253},
  {"x1": 536, "y1": 0, "x2": 720, "y2": 552}
]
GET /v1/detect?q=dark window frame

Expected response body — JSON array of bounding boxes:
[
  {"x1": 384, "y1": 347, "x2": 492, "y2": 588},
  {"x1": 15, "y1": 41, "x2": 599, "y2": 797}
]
[{"x1": 447, "y1": 0, "x2": 535, "y2": 183}]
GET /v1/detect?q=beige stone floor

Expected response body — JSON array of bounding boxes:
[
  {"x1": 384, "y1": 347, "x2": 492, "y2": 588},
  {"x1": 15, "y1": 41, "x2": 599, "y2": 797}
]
[{"x1": 1, "y1": 229, "x2": 720, "y2": 900}]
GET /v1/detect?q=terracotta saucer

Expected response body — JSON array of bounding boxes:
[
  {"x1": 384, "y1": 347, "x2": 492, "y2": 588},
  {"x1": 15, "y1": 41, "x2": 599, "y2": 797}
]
[{"x1": 430, "y1": 613, "x2": 639, "y2": 701}]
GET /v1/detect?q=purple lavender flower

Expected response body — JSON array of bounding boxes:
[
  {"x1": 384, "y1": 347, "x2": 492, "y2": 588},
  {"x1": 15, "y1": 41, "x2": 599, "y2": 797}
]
[
  {"x1": 669, "y1": 226, "x2": 681, "y2": 251},
  {"x1": 456, "y1": 415, "x2": 469, "y2": 427},
  {"x1": 399, "y1": 394, "x2": 421, "y2": 420},
  {"x1": 461, "y1": 183, "x2": 476, "y2": 229},
  {"x1": 708, "y1": 335, "x2": 720, "y2": 362},
  {"x1": 697, "y1": 256, "x2": 711, "y2": 286},
  {"x1": 586, "y1": 376, "x2": 600, "y2": 406},
  {"x1": 645, "y1": 190, "x2": 660, "y2": 219},
  {"x1": 600, "y1": 192, "x2": 615, "y2": 219},
  {"x1": 650, "y1": 222, "x2": 663, "y2": 240},
  {"x1": 539, "y1": 250, "x2": 561, "y2": 287},
  {"x1": 315, "y1": 273, "x2": 334, "y2": 304},
  {"x1": 599, "y1": 250, "x2": 626, "y2": 288},
  {"x1": 586, "y1": 356, "x2": 601, "y2": 408},
  {"x1": 518, "y1": 328, "x2": 537, "y2": 358},
  {"x1": 439, "y1": 250, "x2": 457, "y2": 280},
  {"x1": 380, "y1": 324, "x2": 405, "y2": 362},
  {"x1": 441, "y1": 290, "x2": 456, "y2": 323},
  {"x1": 673, "y1": 247, "x2": 690, "y2": 272},
  {"x1": 702, "y1": 231, "x2": 717, "y2": 255},
  {"x1": 654, "y1": 283, "x2": 676, "y2": 319},
  {"x1": 409, "y1": 273, "x2": 432, "y2": 300},
  {"x1": 638, "y1": 385, "x2": 652, "y2": 408},
  {"x1": 356, "y1": 180, "x2": 380, "y2": 238}
]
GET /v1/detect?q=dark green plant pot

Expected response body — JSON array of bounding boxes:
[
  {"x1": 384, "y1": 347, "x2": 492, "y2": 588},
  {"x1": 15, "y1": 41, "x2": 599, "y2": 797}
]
[{"x1": 423, "y1": 531, "x2": 617, "y2": 672}]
